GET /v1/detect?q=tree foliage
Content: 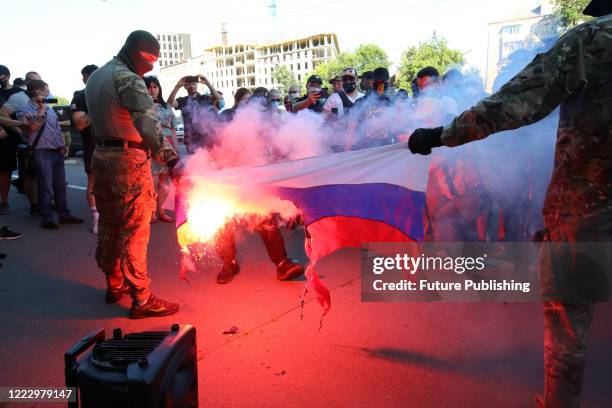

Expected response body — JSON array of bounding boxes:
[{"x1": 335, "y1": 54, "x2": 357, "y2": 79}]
[
  {"x1": 552, "y1": 0, "x2": 591, "y2": 28},
  {"x1": 308, "y1": 44, "x2": 390, "y2": 88},
  {"x1": 50, "y1": 96, "x2": 70, "y2": 107},
  {"x1": 271, "y1": 65, "x2": 299, "y2": 98},
  {"x1": 396, "y1": 32, "x2": 464, "y2": 92}
]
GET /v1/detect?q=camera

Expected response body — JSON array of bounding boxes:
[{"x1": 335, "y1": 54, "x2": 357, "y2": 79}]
[
  {"x1": 44, "y1": 98, "x2": 58, "y2": 104},
  {"x1": 184, "y1": 76, "x2": 199, "y2": 84}
]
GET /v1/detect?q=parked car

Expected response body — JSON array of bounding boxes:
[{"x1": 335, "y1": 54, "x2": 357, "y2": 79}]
[{"x1": 175, "y1": 122, "x2": 184, "y2": 143}]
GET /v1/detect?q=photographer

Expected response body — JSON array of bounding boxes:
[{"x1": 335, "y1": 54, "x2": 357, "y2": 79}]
[
  {"x1": 17, "y1": 80, "x2": 82, "y2": 230},
  {"x1": 291, "y1": 75, "x2": 327, "y2": 113},
  {"x1": 167, "y1": 74, "x2": 221, "y2": 154}
]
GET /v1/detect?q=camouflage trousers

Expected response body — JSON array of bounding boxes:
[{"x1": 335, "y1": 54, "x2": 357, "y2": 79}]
[
  {"x1": 92, "y1": 148, "x2": 156, "y2": 303},
  {"x1": 537, "y1": 212, "x2": 612, "y2": 407}
]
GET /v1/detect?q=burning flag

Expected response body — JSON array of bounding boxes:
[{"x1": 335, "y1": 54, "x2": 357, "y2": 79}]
[{"x1": 176, "y1": 142, "x2": 430, "y2": 314}]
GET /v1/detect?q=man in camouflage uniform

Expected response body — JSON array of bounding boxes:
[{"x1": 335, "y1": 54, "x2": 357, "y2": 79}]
[
  {"x1": 85, "y1": 31, "x2": 180, "y2": 319},
  {"x1": 409, "y1": 1, "x2": 612, "y2": 406}
]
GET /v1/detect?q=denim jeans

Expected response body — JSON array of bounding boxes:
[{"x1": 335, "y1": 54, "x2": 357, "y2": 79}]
[{"x1": 33, "y1": 149, "x2": 71, "y2": 222}]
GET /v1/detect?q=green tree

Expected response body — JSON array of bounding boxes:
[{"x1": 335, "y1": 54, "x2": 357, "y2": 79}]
[
  {"x1": 308, "y1": 44, "x2": 390, "y2": 88},
  {"x1": 552, "y1": 0, "x2": 591, "y2": 29},
  {"x1": 50, "y1": 96, "x2": 70, "y2": 107},
  {"x1": 271, "y1": 65, "x2": 298, "y2": 98},
  {"x1": 396, "y1": 32, "x2": 464, "y2": 93}
]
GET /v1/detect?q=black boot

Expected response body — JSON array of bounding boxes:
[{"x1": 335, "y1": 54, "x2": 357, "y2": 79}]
[
  {"x1": 217, "y1": 260, "x2": 240, "y2": 284},
  {"x1": 276, "y1": 259, "x2": 304, "y2": 280}
]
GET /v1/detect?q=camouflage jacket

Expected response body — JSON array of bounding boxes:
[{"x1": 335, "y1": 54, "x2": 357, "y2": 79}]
[
  {"x1": 441, "y1": 15, "x2": 612, "y2": 218},
  {"x1": 85, "y1": 57, "x2": 177, "y2": 164}
]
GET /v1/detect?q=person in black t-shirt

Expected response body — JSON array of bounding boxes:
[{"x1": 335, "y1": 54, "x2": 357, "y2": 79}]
[
  {"x1": 349, "y1": 67, "x2": 395, "y2": 151},
  {"x1": 71, "y1": 64, "x2": 99, "y2": 233},
  {"x1": 0, "y1": 64, "x2": 29, "y2": 214},
  {"x1": 291, "y1": 75, "x2": 327, "y2": 113}
]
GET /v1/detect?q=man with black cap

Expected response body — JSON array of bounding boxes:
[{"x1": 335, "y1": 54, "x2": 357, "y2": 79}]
[
  {"x1": 359, "y1": 71, "x2": 373, "y2": 93},
  {"x1": 323, "y1": 67, "x2": 363, "y2": 117},
  {"x1": 408, "y1": 2, "x2": 612, "y2": 406},
  {"x1": 348, "y1": 67, "x2": 394, "y2": 150},
  {"x1": 292, "y1": 75, "x2": 327, "y2": 113},
  {"x1": 85, "y1": 30, "x2": 180, "y2": 319}
]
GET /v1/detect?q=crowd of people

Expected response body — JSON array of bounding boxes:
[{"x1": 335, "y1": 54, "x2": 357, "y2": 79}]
[{"x1": 0, "y1": 46, "x2": 533, "y2": 272}]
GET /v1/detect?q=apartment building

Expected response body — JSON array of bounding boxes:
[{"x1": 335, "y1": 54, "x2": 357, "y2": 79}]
[
  {"x1": 156, "y1": 32, "x2": 193, "y2": 68},
  {"x1": 484, "y1": 1, "x2": 558, "y2": 91},
  {"x1": 159, "y1": 33, "x2": 339, "y2": 99}
]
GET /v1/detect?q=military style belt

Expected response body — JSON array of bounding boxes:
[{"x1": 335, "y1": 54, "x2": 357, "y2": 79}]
[{"x1": 96, "y1": 139, "x2": 148, "y2": 151}]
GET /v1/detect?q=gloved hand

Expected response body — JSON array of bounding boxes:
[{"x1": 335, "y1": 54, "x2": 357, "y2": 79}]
[
  {"x1": 408, "y1": 127, "x2": 443, "y2": 155},
  {"x1": 167, "y1": 158, "x2": 183, "y2": 181}
]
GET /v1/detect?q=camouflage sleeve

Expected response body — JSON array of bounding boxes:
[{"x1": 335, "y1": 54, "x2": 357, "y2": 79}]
[
  {"x1": 441, "y1": 27, "x2": 588, "y2": 147},
  {"x1": 115, "y1": 71, "x2": 177, "y2": 163}
]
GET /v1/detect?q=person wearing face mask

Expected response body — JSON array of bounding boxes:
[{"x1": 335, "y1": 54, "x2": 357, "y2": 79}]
[
  {"x1": 323, "y1": 67, "x2": 363, "y2": 118},
  {"x1": 349, "y1": 67, "x2": 395, "y2": 151},
  {"x1": 269, "y1": 89, "x2": 282, "y2": 113},
  {"x1": 85, "y1": 30, "x2": 180, "y2": 319},
  {"x1": 220, "y1": 87, "x2": 251, "y2": 122},
  {"x1": 291, "y1": 75, "x2": 327, "y2": 113}
]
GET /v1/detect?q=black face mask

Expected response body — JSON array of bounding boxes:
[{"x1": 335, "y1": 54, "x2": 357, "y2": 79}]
[{"x1": 343, "y1": 82, "x2": 356, "y2": 93}]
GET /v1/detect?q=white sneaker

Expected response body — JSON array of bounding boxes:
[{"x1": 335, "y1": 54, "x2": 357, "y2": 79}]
[{"x1": 91, "y1": 218, "x2": 98, "y2": 234}]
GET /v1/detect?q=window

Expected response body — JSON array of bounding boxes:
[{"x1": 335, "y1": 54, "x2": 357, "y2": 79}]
[
  {"x1": 304, "y1": 62, "x2": 308, "y2": 69},
  {"x1": 501, "y1": 24, "x2": 521, "y2": 34},
  {"x1": 297, "y1": 63, "x2": 300, "y2": 70},
  {"x1": 290, "y1": 64, "x2": 293, "y2": 70},
  {"x1": 503, "y1": 40, "x2": 523, "y2": 53}
]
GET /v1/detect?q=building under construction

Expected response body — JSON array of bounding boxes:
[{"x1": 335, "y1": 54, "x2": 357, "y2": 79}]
[{"x1": 159, "y1": 33, "x2": 340, "y2": 98}]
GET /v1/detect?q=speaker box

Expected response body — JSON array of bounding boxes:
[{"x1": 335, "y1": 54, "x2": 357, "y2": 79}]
[{"x1": 65, "y1": 324, "x2": 198, "y2": 408}]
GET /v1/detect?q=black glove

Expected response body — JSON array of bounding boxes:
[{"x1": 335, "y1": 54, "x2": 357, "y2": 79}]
[
  {"x1": 167, "y1": 157, "x2": 179, "y2": 168},
  {"x1": 408, "y1": 127, "x2": 443, "y2": 155},
  {"x1": 167, "y1": 158, "x2": 182, "y2": 180}
]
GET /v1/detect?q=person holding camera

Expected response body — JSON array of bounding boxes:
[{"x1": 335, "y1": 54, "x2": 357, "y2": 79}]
[
  {"x1": 167, "y1": 74, "x2": 221, "y2": 154},
  {"x1": 17, "y1": 80, "x2": 83, "y2": 230},
  {"x1": 291, "y1": 75, "x2": 327, "y2": 113}
]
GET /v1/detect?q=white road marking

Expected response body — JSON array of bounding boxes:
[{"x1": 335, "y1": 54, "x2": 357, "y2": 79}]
[{"x1": 11, "y1": 175, "x2": 87, "y2": 190}]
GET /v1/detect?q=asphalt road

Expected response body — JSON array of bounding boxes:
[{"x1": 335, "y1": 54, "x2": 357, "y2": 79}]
[{"x1": 0, "y1": 152, "x2": 611, "y2": 407}]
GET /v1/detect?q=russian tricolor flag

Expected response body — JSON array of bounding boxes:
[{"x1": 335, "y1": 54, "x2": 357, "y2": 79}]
[{"x1": 177, "y1": 142, "x2": 430, "y2": 313}]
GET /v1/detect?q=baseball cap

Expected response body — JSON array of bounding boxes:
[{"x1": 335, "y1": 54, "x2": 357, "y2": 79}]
[
  {"x1": 341, "y1": 67, "x2": 358, "y2": 79},
  {"x1": 329, "y1": 74, "x2": 341, "y2": 84},
  {"x1": 359, "y1": 71, "x2": 373, "y2": 80},
  {"x1": 372, "y1": 67, "x2": 390, "y2": 82},
  {"x1": 306, "y1": 75, "x2": 323, "y2": 85}
]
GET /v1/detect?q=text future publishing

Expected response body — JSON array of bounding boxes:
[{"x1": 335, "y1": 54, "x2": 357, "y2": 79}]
[{"x1": 372, "y1": 279, "x2": 531, "y2": 293}]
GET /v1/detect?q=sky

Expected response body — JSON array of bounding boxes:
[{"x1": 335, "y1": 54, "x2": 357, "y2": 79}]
[{"x1": 2, "y1": 0, "x2": 545, "y2": 99}]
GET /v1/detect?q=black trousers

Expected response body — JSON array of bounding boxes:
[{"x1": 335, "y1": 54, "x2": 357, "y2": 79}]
[{"x1": 215, "y1": 216, "x2": 287, "y2": 265}]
